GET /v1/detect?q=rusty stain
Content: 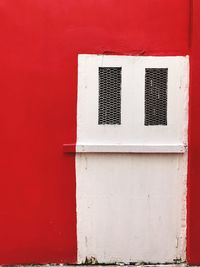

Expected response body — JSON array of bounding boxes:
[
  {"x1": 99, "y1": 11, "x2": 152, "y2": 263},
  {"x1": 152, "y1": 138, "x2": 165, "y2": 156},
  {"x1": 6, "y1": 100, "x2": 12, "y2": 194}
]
[
  {"x1": 84, "y1": 155, "x2": 88, "y2": 170},
  {"x1": 176, "y1": 235, "x2": 179, "y2": 249}
]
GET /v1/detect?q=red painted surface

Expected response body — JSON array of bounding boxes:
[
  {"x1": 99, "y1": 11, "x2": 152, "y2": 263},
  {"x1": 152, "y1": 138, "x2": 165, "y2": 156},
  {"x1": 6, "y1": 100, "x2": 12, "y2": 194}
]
[
  {"x1": 0, "y1": 0, "x2": 190, "y2": 264},
  {"x1": 187, "y1": 0, "x2": 200, "y2": 264},
  {"x1": 63, "y1": 144, "x2": 76, "y2": 153}
]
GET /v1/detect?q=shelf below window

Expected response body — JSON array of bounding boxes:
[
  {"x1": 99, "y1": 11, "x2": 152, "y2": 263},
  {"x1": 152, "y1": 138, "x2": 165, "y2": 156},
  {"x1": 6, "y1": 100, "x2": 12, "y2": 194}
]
[{"x1": 63, "y1": 144, "x2": 187, "y2": 153}]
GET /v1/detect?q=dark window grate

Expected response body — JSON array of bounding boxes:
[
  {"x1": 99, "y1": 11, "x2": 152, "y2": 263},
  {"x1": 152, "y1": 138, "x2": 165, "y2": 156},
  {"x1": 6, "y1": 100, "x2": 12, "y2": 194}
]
[
  {"x1": 145, "y1": 68, "x2": 168, "y2": 126},
  {"x1": 98, "y1": 67, "x2": 121, "y2": 125}
]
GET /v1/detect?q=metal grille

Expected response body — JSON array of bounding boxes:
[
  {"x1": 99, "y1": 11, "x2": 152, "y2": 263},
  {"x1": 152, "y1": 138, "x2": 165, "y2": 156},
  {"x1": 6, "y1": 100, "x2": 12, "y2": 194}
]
[
  {"x1": 98, "y1": 67, "x2": 121, "y2": 125},
  {"x1": 145, "y1": 68, "x2": 168, "y2": 126}
]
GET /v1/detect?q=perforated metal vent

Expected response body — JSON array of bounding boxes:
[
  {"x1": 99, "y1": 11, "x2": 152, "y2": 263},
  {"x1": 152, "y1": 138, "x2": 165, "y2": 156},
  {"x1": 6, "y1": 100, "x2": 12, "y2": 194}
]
[
  {"x1": 145, "y1": 68, "x2": 168, "y2": 126},
  {"x1": 98, "y1": 67, "x2": 121, "y2": 125}
]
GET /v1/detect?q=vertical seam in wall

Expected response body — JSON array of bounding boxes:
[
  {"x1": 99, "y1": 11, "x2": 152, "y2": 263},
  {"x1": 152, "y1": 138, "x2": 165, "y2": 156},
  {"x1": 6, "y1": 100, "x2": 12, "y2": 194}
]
[
  {"x1": 74, "y1": 55, "x2": 79, "y2": 264},
  {"x1": 186, "y1": 0, "x2": 193, "y2": 262}
]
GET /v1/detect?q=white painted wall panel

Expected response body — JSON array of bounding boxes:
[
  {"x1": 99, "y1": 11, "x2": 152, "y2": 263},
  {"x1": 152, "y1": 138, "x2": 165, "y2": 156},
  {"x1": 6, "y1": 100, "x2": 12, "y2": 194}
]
[
  {"x1": 76, "y1": 153, "x2": 187, "y2": 263},
  {"x1": 77, "y1": 55, "x2": 189, "y2": 147},
  {"x1": 76, "y1": 55, "x2": 189, "y2": 263}
]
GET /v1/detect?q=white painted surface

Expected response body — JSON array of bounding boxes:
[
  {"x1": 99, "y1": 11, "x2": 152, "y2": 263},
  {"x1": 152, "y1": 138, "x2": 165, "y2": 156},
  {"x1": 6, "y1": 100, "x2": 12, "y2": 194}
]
[
  {"x1": 76, "y1": 153, "x2": 187, "y2": 263},
  {"x1": 73, "y1": 144, "x2": 187, "y2": 153},
  {"x1": 76, "y1": 55, "x2": 189, "y2": 263},
  {"x1": 77, "y1": 55, "x2": 189, "y2": 146}
]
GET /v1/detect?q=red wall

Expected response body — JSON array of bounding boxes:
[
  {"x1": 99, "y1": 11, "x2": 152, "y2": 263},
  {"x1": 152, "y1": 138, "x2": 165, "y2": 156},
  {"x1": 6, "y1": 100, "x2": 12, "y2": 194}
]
[
  {"x1": 0, "y1": 0, "x2": 193, "y2": 264},
  {"x1": 187, "y1": 0, "x2": 200, "y2": 264}
]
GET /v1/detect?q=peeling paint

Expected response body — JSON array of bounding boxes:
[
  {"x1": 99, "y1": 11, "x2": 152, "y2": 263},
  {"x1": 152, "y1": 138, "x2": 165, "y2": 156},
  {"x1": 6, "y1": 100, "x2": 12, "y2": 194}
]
[{"x1": 84, "y1": 256, "x2": 99, "y2": 265}]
